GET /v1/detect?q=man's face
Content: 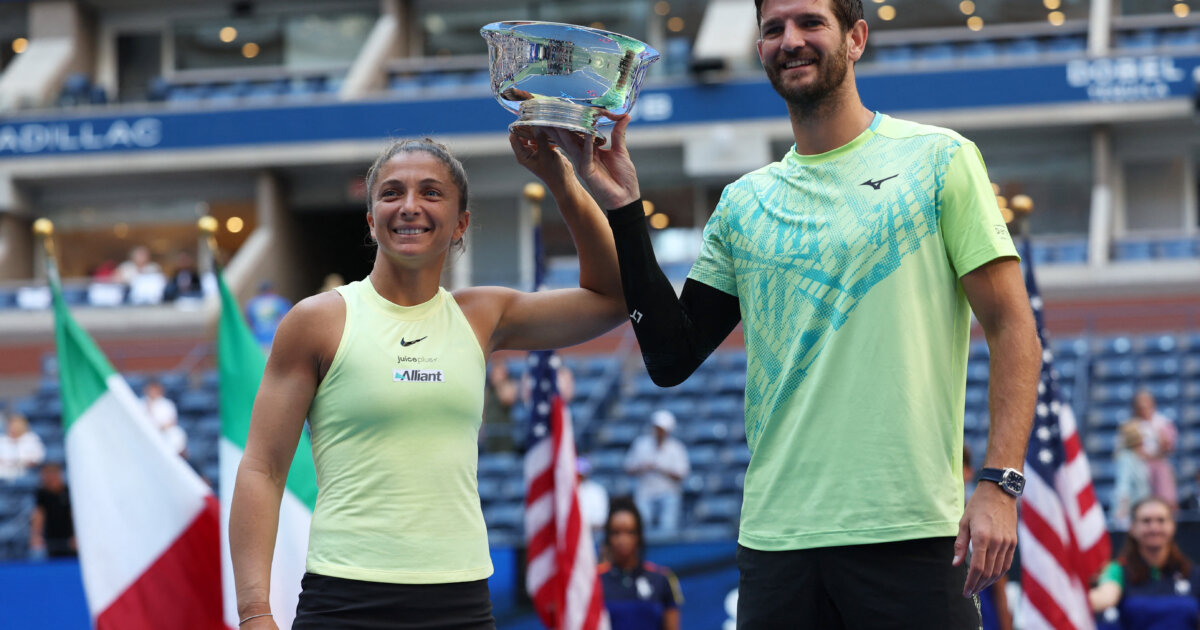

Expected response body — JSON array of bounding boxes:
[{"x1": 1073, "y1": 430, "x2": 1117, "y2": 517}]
[{"x1": 756, "y1": 0, "x2": 859, "y2": 108}]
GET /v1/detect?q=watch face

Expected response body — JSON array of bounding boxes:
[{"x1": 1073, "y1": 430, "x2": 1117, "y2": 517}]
[{"x1": 1001, "y1": 471, "x2": 1025, "y2": 495}]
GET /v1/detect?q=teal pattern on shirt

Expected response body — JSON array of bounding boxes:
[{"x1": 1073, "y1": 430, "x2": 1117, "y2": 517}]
[{"x1": 693, "y1": 115, "x2": 950, "y2": 448}]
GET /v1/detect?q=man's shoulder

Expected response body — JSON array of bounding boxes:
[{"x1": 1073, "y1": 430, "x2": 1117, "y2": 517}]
[{"x1": 874, "y1": 114, "x2": 973, "y2": 150}]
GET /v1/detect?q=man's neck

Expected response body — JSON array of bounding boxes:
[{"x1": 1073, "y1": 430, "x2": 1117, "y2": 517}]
[{"x1": 787, "y1": 91, "x2": 875, "y2": 156}]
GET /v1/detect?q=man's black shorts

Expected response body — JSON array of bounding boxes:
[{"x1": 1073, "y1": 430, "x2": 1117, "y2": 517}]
[
  {"x1": 293, "y1": 572, "x2": 496, "y2": 629},
  {"x1": 736, "y1": 537, "x2": 982, "y2": 629}
]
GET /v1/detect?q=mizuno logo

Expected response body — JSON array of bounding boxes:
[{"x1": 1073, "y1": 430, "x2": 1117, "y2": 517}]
[
  {"x1": 860, "y1": 174, "x2": 899, "y2": 190},
  {"x1": 399, "y1": 336, "x2": 427, "y2": 347}
]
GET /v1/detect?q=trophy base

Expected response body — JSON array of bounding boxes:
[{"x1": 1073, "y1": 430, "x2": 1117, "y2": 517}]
[{"x1": 509, "y1": 100, "x2": 607, "y2": 146}]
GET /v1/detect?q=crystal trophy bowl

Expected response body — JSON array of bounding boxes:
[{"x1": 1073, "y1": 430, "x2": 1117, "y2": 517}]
[{"x1": 481, "y1": 21, "x2": 660, "y2": 144}]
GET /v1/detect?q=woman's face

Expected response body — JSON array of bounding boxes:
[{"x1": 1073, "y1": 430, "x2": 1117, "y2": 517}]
[
  {"x1": 608, "y1": 510, "x2": 639, "y2": 564},
  {"x1": 366, "y1": 151, "x2": 468, "y2": 264},
  {"x1": 1130, "y1": 501, "x2": 1174, "y2": 551}
]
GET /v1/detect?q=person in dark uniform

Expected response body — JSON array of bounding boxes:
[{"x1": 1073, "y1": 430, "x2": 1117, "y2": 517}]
[
  {"x1": 598, "y1": 497, "x2": 683, "y2": 630},
  {"x1": 31, "y1": 462, "x2": 75, "y2": 558},
  {"x1": 1090, "y1": 496, "x2": 1200, "y2": 629}
]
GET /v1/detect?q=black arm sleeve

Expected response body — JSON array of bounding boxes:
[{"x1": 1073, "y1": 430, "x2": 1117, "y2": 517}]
[{"x1": 607, "y1": 199, "x2": 742, "y2": 387}]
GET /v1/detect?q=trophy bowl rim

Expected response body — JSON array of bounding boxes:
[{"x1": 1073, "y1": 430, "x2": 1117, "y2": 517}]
[{"x1": 479, "y1": 20, "x2": 660, "y2": 58}]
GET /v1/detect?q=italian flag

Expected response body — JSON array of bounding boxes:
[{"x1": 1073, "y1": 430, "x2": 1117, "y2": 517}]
[
  {"x1": 51, "y1": 269, "x2": 225, "y2": 629},
  {"x1": 216, "y1": 271, "x2": 317, "y2": 629}
]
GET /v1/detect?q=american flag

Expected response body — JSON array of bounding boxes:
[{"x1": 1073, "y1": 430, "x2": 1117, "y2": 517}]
[
  {"x1": 522, "y1": 214, "x2": 608, "y2": 630},
  {"x1": 1017, "y1": 239, "x2": 1111, "y2": 630}
]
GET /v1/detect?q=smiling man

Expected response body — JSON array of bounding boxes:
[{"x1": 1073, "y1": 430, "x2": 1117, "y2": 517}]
[{"x1": 549, "y1": 0, "x2": 1044, "y2": 627}]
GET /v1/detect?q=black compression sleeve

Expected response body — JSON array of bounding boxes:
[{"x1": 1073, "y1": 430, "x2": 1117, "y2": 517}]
[{"x1": 607, "y1": 199, "x2": 741, "y2": 387}]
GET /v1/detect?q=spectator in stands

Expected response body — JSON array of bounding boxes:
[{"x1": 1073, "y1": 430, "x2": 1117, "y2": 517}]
[
  {"x1": 0, "y1": 412, "x2": 45, "y2": 481},
  {"x1": 550, "y1": 0, "x2": 1041, "y2": 622},
  {"x1": 30, "y1": 462, "x2": 75, "y2": 559},
  {"x1": 229, "y1": 133, "x2": 625, "y2": 628},
  {"x1": 141, "y1": 378, "x2": 187, "y2": 457},
  {"x1": 319, "y1": 273, "x2": 345, "y2": 294},
  {"x1": 1179, "y1": 470, "x2": 1200, "y2": 513},
  {"x1": 115, "y1": 245, "x2": 167, "y2": 304},
  {"x1": 576, "y1": 455, "x2": 609, "y2": 540},
  {"x1": 1127, "y1": 389, "x2": 1178, "y2": 511},
  {"x1": 624, "y1": 409, "x2": 690, "y2": 539},
  {"x1": 598, "y1": 497, "x2": 683, "y2": 630},
  {"x1": 1111, "y1": 422, "x2": 1152, "y2": 530},
  {"x1": 244, "y1": 280, "x2": 293, "y2": 350},
  {"x1": 113, "y1": 244, "x2": 162, "y2": 283},
  {"x1": 963, "y1": 444, "x2": 1013, "y2": 630},
  {"x1": 482, "y1": 361, "x2": 519, "y2": 452},
  {"x1": 1089, "y1": 497, "x2": 1200, "y2": 628},
  {"x1": 164, "y1": 251, "x2": 203, "y2": 302}
]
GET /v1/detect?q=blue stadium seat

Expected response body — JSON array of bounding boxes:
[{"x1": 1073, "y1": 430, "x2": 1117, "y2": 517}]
[
  {"x1": 1053, "y1": 240, "x2": 1089, "y2": 264},
  {"x1": 1161, "y1": 27, "x2": 1200, "y2": 48},
  {"x1": 1091, "y1": 382, "x2": 1136, "y2": 405},
  {"x1": 1142, "y1": 380, "x2": 1181, "y2": 403},
  {"x1": 595, "y1": 422, "x2": 642, "y2": 449},
  {"x1": 659, "y1": 397, "x2": 697, "y2": 419},
  {"x1": 483, "y1": 502, "x2": 524, "y2": 530},
  {"x1": 478, "y1": 452, "x2": 520, "y2": 477},
  {"x1": 1112, "y1": 240, "x2": 1154, "y2": 262},
  {"x1": 618, "y1": 398, "x2": 655, "y2": 422},
  {"x1": 1091, "y1": 459, "x2": 1116, "y2": 485},
  {"x1": 1095, "y1": 335, "x2": 1135, "y2": 357},
  {"x1": 1183, "y1": 403, "x2": 1200, "y2": 427},
  {"x1": 1084, "y1": 429, "x2": 1117, "y2": 457},
  {"x1": 969, "y1": 341, "x2": 989, "y2": 360},
  {"x1": 915, "y1": 43, "x2": 955, "y2": 65},
  {"x1": 1117, "y1": 29, "x2": 1159, "y2": 50},
  {"x1": 1030, "y1": 243, "x2": 1053, "y2": 266},
  {"x1": 177, "y1": 389, "x2": 218, "y2": 415},
  {"x1": 715, "y1": 352, "x2": 748, "y2": 372},
  {"x1": 965, "y1": 385, "x2": 988, "y2": 409},
  {"x1": 1142, "y1": 333, "x2": 1182, "y2": 355},
  {"x1": 964, "y1": 410, "x2": 987, "y2": 434},
  {"x1": 0, "y1": 286, "x2": 17, "y2": 309},
  {"x1": 873, "y1": 44, "x2": 915, "y2": 65},
  {"x1": 681, "y1": 522, "x2": 737, "y2": 542},
  {"x1": 960, "y1": 41, "x2": 1000, "y2": 60},
  {"x1": 587, "y1": 449, "x2": 627, "y2": 475},
  {"x1": 474, "y1": 477, "x2": 501, "y2": 503},
  {"x1": 1052, "y1": 336, "x2": 1089, "y2": 360},
  {"x1": 692, "y1": 495, "x2": 741, "y2": 524},
  {"x1": 719, "y1": 446, "x2": 751, "y2": 467},
  {"x1": 712, "y1": 372, "x2": 747, "y2": 394},
  {"x1": 1087, "y1": 405, "x2": 1127, "y2": 430},
  {"x1": 1155, "y1": 237, "x2": 1197, "y2": 259},
  {"x1": 966, "y1": 361, "x2": 990, "y2": 384},
  {"x1": 1138, "y1": 356, "x2": 1181, "y2": 379},
  {"x1": 683, "y1": 419, "x2": 730, "y2": 445},
  {"x1": 1046, "y1": 35, "x2": 1086, "y2": 54},
  {"x1": 698, "y1": 395, "x2": 742, "y2": 420},
  {"x1": 1004, "y1": 38, "x2": 1043, "y2": 59},
  {"x1": 1186, "y1": 379, "x2": 1200, "y2": 402},
  {"x1": 1093, "y1": 357, "x2": 1136, "y2": 381},
  {"x1": 689, "y1": 445, "x2": 721, "y2": 469}
]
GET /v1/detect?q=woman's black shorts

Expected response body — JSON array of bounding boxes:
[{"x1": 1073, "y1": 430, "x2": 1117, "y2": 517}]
[{"x1": 293, "y1": 572, "x2": 496, "y2": 629}]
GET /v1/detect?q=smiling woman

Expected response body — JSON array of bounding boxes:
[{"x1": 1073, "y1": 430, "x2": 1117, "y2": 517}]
[{"x1": 228, "y1": 128, "x2": 626, "y2": 630}]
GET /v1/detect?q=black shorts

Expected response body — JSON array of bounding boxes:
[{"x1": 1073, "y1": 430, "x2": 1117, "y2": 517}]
[
  {"x1": 736, "y1": 537, "x2": 981, "y2": 630},
  {"x1": 293, "y1": 572, "x2": 496, "y2": 630}
]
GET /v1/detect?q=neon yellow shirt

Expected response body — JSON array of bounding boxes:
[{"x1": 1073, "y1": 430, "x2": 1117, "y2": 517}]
[
  {"x1": 689, "y1": 113, "x2": 1018, "y2": 550},
  {"x1": 306, "y1": 280, "x2": 491, "y2": 583}
]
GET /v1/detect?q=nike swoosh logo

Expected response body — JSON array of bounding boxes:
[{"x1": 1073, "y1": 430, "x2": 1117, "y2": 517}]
[
  {"x1": 399, "y1": 336, "x2": 427, "y2": 347},
  {"x1": 860, "y1": 174, "x2": 899, "y2": 190}
]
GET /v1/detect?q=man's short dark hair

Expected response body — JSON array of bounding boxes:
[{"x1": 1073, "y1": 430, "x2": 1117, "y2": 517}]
[{"x1": 755, "y1": 0, "x2": 865, "y2": 33}]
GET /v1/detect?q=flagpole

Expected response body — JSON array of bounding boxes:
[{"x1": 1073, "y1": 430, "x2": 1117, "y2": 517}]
[
  {"x1": 198, "y1": 214, "x2": 220, "y2": 270},
  {"x1": 32, "y1": 218, "x2": 57, "y2": 282}
]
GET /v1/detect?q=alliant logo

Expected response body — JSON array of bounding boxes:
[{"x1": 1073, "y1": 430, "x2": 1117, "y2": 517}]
[{"x1": 393, "y1": 369, "x2": 444, "y2": 382}]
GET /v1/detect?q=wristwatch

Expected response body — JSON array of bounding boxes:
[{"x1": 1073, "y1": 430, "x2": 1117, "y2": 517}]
[{"x1": 977, "y1": 467, "x2": 1025, "y2": 498}]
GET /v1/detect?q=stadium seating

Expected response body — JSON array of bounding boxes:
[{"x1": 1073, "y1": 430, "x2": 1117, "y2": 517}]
[{"x1": 3, "y1": 325, "x2": 1200, "y2": 558}]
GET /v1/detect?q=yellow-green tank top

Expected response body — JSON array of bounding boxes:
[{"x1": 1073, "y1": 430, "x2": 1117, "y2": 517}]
[{"x1": 305, "y1": 279, "x2": 491, "y2": 583}]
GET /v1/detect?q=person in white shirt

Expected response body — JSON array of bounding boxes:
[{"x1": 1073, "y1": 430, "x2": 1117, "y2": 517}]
[
  {"x1": 0, "y1": 412, "x2": 46, "y2": 481},
  {"x1": 576, "y1": 456, "x2": 609, "y2": 542},
  {"x1": 142, "y1": 379, "x2": 187, "y2": 457},
  {"x1": 624, "y1": 410, "x2": 690, "y2": 539}
]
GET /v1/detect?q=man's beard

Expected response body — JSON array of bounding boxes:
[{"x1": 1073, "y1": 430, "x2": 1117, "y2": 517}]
[{"x1": 764, "y1": 39, "x2": 850, "y2": 118}]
